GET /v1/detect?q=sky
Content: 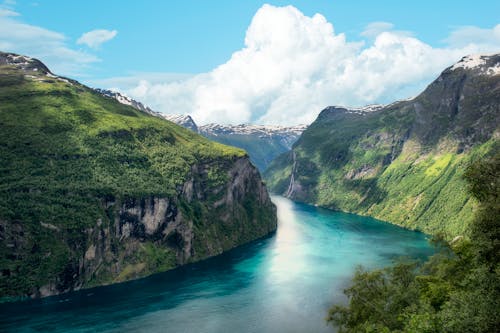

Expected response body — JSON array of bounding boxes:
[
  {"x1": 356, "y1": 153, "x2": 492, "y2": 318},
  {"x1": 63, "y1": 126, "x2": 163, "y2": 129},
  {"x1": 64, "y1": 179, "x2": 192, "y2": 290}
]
[{"x1": 1, "y1": 0, "x2": 500, "y2": 125}]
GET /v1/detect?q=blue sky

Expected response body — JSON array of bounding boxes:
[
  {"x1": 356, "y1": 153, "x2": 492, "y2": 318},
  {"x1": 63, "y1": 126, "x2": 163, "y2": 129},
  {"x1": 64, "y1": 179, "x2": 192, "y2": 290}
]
[
  {"x1": 1, "y1": 0, "x2": 500, "y2": 124},
  {"x1": 9, "y1": 0, "x2": 500, "y2": 76}
]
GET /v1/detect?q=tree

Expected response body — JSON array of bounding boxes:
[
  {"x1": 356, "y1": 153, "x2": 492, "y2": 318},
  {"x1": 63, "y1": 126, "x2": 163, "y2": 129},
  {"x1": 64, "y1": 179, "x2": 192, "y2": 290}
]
[{"x1": 327, "y1": 152, "x2": 500, "y2": 332}]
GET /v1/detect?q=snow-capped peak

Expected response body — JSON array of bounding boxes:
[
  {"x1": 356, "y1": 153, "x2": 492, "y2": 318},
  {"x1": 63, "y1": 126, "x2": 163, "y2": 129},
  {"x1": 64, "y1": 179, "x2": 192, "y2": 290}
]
[
  {"x1": 4, "y1": 54, "x2": 34, "y2": 66},
  {"x1": 197, "y1": 123, "x2": 308, "y2": 151},
  {"x1": 326, "y1": 104, "x2": 385, "y2": 115},
  {"x1": 0, "y1": 51, "x2": 51, "y2": 74},
  {"x1": 161, "y1": 114, "x2": 198, "y2": 132},
  {"x1": 198, "y1": 123, "x2": 307, "y2": 137},
  {"x1": 451, "y1": 54, "x2": 487, "y2": 70},
  {"x1": 94, "y1": 88, "x2": 157, "y2": 115},
  {"x1": 450, "y1": 53, "x2": 500, "y2": 76}
]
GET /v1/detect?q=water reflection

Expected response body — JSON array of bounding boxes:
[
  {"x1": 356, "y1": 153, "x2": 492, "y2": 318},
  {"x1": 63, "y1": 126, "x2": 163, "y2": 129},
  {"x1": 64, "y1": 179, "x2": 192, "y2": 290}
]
[{"x1": 0, "y1": 196, "x2": 434, "y2": 333}]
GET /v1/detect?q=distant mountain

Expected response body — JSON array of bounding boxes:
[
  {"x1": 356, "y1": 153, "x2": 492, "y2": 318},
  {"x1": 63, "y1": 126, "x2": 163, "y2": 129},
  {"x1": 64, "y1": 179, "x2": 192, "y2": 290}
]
[
  {"x1": 94, "y1": 88, "x2": 156, "y2": 115},
  {"x1": 94, "y1": 90, "x2": 199, "y2": 132},
  {"x1": 265, "y1": 53, "x2": 500, "y2": 238},
  {"x1": 0, "y1": 51, "x2": 276, "y2": 299},
  {"x1": 94, "y1": 88, "x2": 307, "y2": 171},
  {"x1": 162, "y1": 114, "x2": 199, "y2": 132},
  {"x1": 198, "y1": 123, "x2": 307, "y2": 171}
]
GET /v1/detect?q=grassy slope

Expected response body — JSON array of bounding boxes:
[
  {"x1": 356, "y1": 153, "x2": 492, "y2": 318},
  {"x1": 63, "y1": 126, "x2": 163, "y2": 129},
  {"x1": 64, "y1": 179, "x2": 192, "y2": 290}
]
[
  {"x1": 266, "y1": 116, "x2": 496, "y2": 238},
  {"x1": 266, "y1": 65, "x2": 499, "y2": 238},
  {"x1": 327, "y1": 153, "x2": 500, "y2": 333},
  {"x1": 0, "y1": 64, "x2": 247, "y2": 297}
]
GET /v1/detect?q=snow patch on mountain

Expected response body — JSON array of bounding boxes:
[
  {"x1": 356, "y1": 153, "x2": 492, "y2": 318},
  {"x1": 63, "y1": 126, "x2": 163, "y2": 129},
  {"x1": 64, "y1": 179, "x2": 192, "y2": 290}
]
[
  {"x1": 451, "y1": 54, "x2": 487, "y2": 70},
  {"x1": 325, "y1": 104, "x2": 386, "y2": 116},
  {"x1": 486, "y1": 63, "x2": 500, "y2": 75},
  {"x1": 93, "y1": 88, "x2": 200, "y2": 132},
  {"x1": 161, "y1": 114, "x2": 198, "y2": 132},
  {"x1": 199, "y1": 123, "x2": 307, "y2": 137},
  {"x1": 94, "y1": 88, "x2": 157, "y2": 115},
  {"x1": 198, "y1": 123, "x2": 308, "y2": 150},
  {"x1": 450, "y1": 54, "x2": 500, "y2": 75},
  {"x1": 329, "y1": 104, "x2": 385, "y2": 115}
]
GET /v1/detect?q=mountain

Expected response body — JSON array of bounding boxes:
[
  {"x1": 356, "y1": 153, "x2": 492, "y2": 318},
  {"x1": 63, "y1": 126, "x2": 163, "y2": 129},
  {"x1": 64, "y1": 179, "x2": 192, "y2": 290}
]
[
  {"x1": 94, "y1": 90, "x2": 199, "y2": 131},
  {"x1": 162, "y1": 114, "x2": 199, "y2": 132},
  {"x1": 198, "y1": 123, "x2": 307, "y2": 171},
  {"x1": 0, "y1": 52, "x2": 277, "y2": 300},
  {"x1": 265, "y1": 53, "x2": 500, "y2": 238},
  {"x1": 93, "y1": 90, "x2": 306, "y2": 172},
  {"x1": 94, "y1": 88, "x2": 157, "y2": 115}
]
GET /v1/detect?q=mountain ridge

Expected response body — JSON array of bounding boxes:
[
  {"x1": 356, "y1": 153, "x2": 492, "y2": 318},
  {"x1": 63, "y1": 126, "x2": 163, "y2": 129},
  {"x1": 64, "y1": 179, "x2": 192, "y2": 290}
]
[
  {"x1": 265, "y1": 53, "x2": 500, "y2": 238},
  {"x1": 91, "y1": 88, "x2": 307, "y2": 171}
]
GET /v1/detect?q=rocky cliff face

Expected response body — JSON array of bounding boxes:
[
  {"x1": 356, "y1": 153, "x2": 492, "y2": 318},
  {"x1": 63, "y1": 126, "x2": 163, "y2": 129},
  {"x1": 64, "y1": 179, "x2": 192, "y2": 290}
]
[
  {"x1": 266, "y1": 53, "x2": 500, "y2": 238},
  {"x1": 0, "y1": 52, "x2": 276, "y2": 300},
  {"x1": 19, "y1": 156, "x2": 275, "y2": 298}
]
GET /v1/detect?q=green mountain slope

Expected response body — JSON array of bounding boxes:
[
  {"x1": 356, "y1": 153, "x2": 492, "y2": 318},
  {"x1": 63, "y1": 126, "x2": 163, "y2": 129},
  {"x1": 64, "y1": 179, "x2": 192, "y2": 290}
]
[
  {"x1": 265, "y1": 54, "x2": 500, "y2": 238},
  {"x1": 96, "y1": 95, "x2": 308, "y2": 173},
  {"x1": 327, "y1": 150, "x2": 500, "y2": 333},
  {"x1": 0, "y1": 52, "x2": 276, "y2": 300}
]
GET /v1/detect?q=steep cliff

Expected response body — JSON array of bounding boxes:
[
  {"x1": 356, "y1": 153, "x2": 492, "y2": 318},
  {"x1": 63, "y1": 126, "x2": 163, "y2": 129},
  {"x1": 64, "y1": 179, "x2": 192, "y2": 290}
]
[
  {"x1": 266, "y1": 54, "x2": 500, "y2": 238},
  {"x1": 0, "y1": 52, "x2": 276, "y2": 300}
]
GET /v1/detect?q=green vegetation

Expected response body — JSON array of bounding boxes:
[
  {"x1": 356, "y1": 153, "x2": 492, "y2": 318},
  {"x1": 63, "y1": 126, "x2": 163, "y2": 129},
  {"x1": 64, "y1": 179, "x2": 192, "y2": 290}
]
[
  {"x1": 327, "y1": 153, "x2": 500, "y2": 332},
  {"x1": 265, "y1": 109, "x2": 488, "y2": 237},
  {"x1": 0, "y1": 57, "x2": 276, "y2": 299},
  {"x1": 266, "y1": 63, "x2": 499, "y2": 238}
]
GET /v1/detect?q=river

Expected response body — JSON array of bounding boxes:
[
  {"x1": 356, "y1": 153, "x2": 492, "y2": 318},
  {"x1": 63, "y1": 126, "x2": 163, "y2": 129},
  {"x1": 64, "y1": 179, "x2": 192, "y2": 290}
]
[{"x1": 0, "y1": 196, "x2": 434, "y2": 332}]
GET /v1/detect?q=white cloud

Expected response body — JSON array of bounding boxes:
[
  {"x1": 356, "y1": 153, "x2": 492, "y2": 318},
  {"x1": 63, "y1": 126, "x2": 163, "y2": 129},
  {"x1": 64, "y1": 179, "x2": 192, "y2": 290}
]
[
  {"x1": 5, "y1": 3, "x2": 495, "y2": 126},
  {"x1": 87, "y1": 72, "x2": 194, "y2": 91},
  {"x1": 77, "y1": 29, "x2": 117, "y2": 49},
  {"x1": 361, "y1": 21, "x2": 394, "y2": 38},
  {"x1": 0, "y1": 8, "x2": 18, "y2": 16},
  {"x1": 112, "y1": 5, "x2": 500, "y2": 126},
  {"x1": 0, "y1": 8, "x2": 99, "y2": 76},
  {"x1": 445, "y1": 24, "x2": 500, "y2": 48}
]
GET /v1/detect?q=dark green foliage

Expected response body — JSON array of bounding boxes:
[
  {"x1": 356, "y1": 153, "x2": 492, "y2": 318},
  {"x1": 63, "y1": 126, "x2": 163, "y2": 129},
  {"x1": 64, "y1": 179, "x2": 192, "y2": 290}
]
[
  {"x1": 327, "y1": 153, "x2": 500, "y2": 332},
  {"x1": 266, "y1": 64, "x2": 500, "y2": 237},
  {"x1": 465, "y1": 152, "x2": 500, "y2": 267},
  {"x1": 0, "y1": 60, "x2": 262, "y2": 298},
  {"x1": 327, "y1": 262, "x2": 421, "y2": 332}
]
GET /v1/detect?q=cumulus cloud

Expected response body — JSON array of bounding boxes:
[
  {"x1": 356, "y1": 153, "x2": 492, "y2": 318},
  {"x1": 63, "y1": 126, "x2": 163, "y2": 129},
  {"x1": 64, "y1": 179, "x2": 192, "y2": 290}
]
[
  {"x1": 445, "y1": 24, "x2": 500, "y2": 48},
  {"x1": 113, "y1": 5, "x2": 500, "y2": 126},
  {"x1": 361, "y1": 21, "x2": 394, "y2": 38},
  {"x1": 88, "y1": 72, "x2": 194, "y2": 92},
  {"x1": 77, "y1": 29, "x2": 117, "y2": 49},
  {"x1": 0, "y1": 8, "x2": 18, "y2": 16},
  {"x1": 0, "y1": 7, "x2": 99, "y2": 76}
]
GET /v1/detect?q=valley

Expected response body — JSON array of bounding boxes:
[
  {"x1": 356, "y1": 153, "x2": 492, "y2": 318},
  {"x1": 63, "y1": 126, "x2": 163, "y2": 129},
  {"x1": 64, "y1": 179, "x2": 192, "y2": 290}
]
[{"x1": 0, "y1": 10, "x2": 498, "y2": 330}]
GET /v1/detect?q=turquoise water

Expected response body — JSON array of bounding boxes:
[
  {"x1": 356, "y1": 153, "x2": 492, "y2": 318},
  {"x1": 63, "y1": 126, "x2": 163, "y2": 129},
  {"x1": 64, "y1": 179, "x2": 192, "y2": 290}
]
[{"x1": 0, "y1": 196, "x2": 434, "y2": 332}]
